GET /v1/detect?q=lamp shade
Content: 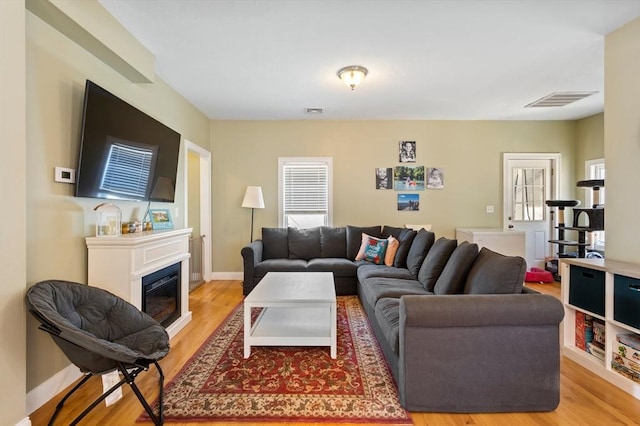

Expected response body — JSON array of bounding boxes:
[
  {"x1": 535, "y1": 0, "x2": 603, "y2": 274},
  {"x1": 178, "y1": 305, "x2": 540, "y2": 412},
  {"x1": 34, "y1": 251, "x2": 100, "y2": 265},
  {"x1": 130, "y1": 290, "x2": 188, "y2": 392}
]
[{"x1": 242, "y1": 186, "x2": 265, "y2": 209}]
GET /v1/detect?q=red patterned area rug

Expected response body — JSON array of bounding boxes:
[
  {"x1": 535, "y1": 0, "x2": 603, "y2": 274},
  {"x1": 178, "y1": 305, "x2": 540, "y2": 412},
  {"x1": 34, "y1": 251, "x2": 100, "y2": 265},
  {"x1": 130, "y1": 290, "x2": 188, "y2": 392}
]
[{"x1": 140, "y1": 296, "x2": 411, "y2": 424}]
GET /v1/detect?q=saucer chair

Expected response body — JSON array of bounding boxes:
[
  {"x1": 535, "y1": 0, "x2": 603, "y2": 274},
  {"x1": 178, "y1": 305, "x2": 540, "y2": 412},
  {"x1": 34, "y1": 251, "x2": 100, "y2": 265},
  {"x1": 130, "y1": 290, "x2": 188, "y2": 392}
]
[{"x1": 26, "y1": 280, "x2": 170, "y2": 425}]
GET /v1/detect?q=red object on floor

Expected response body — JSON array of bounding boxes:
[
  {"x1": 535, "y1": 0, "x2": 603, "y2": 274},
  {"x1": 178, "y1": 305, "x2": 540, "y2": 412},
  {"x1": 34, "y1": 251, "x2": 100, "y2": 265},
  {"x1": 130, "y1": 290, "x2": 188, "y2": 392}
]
[{"x1": 525, "y1": 267, "x2": 555, "y2": 283}]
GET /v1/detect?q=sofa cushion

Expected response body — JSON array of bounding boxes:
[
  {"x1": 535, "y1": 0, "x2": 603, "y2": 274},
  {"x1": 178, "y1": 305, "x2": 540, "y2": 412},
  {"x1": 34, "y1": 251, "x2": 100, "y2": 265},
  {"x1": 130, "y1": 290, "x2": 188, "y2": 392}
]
[
  {"x1": 382, "y1": 225, "x2": 404, "y2": 238},
  {"x1": 406, "y1": 229, "x2": 436, "y2": 277},
  {"x1": 346, "y1": 225, "x2": 382, "y2": 260},
  {"x1": 288, "y1": 227, "x2": 321, "y2": 260},
  {"x1": 307, "y1": 258, "x2": 357, "y2": 277},
  {"x1": 254, "y1": 259, "x2": 307, "y2": 280},
  {"x1": 320, "y1": 226, "x2": 347, "y2": 258},
  {"x1": 357, "y1": 264, "x2": 414, "y2": 282},
  {"x1": 374, "y1": 298, "x2": 401, "y2": 356},
  {"x1": 417, "y1": 237, "x2": 458, "y2": 291},
  {"x1": 393, "y1": 229, "x2": 417, "y2": 268},
  {"x1": 360, "y1": 277, "x2": 430, "y2": 312},
  {"x1": 261, "y1": 227, "x2": 289, "y2": 259},
  {"x1": 463, "y1": 247, "x2": 527, "y2": 294},
  {"x1": 433, "y1": 241, "x2": 480, "y2": 295}
]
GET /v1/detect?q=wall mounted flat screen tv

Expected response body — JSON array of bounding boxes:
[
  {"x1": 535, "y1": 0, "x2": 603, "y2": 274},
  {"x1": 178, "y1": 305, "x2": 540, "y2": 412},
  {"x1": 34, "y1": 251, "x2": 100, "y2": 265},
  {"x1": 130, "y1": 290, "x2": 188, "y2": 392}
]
[{"x1": 75, "y1": 80, "x2": 181, "y2": 202}]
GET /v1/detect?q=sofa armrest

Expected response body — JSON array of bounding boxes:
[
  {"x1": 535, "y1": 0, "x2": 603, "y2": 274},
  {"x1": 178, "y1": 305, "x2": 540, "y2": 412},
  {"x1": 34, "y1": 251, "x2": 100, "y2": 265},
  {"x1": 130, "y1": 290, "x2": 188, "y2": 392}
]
[
  {"x1": 241, "y1": 240, "x2": 264, "y2": 294},
  {"x1": 400, "y1": 293, "x2": 564, "y2": 328},
  {"x1": 398, "y1": 294, "x2": 564, "y2": 412}
]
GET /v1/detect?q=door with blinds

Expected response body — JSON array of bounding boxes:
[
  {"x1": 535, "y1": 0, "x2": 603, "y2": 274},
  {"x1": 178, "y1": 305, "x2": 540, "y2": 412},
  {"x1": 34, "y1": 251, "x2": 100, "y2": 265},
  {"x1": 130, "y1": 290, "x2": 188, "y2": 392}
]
[{"x1": 278, "y1": 157, "x2": 333, "y2": 229}]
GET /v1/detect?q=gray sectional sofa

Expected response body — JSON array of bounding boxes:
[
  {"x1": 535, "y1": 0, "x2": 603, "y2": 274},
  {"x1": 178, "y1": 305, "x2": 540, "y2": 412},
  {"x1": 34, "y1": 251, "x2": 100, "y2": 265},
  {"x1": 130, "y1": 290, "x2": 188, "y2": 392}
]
[{"x1": 241, "y1": 225, "x2": 565, "y2": 412}]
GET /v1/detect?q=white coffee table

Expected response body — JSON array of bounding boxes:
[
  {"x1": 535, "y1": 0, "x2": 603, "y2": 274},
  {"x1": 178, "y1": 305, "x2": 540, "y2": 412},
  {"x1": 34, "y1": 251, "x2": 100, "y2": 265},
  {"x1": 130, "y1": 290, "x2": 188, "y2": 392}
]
[{"x1": 244, "y1": 271, "x2": 337, "y2": 359}]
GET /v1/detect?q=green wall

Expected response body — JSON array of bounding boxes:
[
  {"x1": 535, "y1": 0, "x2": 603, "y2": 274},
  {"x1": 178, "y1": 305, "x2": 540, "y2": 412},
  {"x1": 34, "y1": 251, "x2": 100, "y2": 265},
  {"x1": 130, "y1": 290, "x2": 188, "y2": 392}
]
[
  {"x1": 210, "y1": 119, "x2": 579, "y2": 272},
  {"x1": 0, "y1": 0, "x2": 27, "y2": 424},
  {"x1": 25, "y1": 8, "x2": 210, "y2": 394}
]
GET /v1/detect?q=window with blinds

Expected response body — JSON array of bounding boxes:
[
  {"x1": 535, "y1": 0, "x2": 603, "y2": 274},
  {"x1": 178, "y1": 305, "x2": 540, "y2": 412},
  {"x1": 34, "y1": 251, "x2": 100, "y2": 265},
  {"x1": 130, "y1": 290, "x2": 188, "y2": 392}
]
[
  {"x1": 279, "y1": 158, "x2": 332, "y2": 228},
  {"x1": 100, "y1": 138, "x2": 157, "y2": 199}
]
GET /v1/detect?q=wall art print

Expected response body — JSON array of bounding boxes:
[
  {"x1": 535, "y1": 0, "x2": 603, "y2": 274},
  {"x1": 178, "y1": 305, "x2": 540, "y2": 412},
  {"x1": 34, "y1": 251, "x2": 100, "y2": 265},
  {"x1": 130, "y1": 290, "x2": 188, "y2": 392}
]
[
  {"x1": 426, "y1": 167, "x2": 444, "y2": 189},
  {"x1": 394, "y1": 166, "x2": 425, "y2": 191},
  {"x1": 397, "y1": 193, "x2": 420, "y2": 211},
  {"x1": 398, "y1": 141, "x2": 416, "y2": 163},
  {"x1": 375, "y1": 167, "x2": 393, "y2": 189}
]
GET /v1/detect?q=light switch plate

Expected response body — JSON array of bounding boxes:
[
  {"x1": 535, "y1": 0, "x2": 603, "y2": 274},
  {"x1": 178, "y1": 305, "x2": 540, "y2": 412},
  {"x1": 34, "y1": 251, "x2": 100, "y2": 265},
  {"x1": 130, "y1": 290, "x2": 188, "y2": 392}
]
[
  {"x1": 486, "y1": 205, "x2": 495, "y2": 213},
  {"x1": 54, "y1": 166, "x2": 75, "y2": 183}
]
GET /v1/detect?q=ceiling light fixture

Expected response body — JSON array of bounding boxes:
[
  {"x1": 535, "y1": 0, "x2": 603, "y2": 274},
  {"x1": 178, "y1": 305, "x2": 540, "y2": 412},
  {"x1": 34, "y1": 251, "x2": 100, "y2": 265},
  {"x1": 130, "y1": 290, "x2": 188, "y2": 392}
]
[{"x1": 337, "y1": 65, "x2": 368, "y2": 90}]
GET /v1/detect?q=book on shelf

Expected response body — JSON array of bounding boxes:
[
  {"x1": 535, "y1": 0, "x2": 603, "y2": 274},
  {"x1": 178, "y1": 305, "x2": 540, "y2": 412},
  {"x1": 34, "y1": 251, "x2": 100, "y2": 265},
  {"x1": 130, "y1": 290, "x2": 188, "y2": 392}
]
[
  {"x1": 592, "y1": 318, "x2": 605, "y2": 346},
  {"x1": 617, "y1": 333, "x2": 640, "y2": 351},
  {"x1": 611, "y1": 360, "x2": 640, "y2": 384},
  {"x1": 587, "y1": 341, "x2": 605, "y2": 361},
  {"x1": 575, "y1": 311, "x2": 594, "y2": 351}
]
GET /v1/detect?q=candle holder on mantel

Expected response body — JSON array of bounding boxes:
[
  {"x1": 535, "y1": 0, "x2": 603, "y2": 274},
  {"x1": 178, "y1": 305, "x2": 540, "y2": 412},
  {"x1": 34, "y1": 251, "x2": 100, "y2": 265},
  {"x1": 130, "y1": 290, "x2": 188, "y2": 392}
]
[{"x1": 94, "y1": 203, "x2": 122, "y2": 237}]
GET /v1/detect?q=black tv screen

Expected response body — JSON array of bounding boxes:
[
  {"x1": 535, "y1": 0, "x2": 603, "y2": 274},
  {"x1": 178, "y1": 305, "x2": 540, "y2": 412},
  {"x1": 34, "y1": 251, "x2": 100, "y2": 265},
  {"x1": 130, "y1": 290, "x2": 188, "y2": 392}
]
[{"x1": 75, "y1": 80, "x2": 181, "y2": 202}]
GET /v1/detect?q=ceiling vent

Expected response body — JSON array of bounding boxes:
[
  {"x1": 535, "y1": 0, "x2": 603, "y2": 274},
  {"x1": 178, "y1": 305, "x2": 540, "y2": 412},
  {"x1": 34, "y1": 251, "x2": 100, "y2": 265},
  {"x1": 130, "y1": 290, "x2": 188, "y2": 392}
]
[
  {"x1": 305, "y1": 107, "x2": 323, "y2": 114},
  {"x1": 525, "y1": 91, "x2": 598, "y2": 108}
]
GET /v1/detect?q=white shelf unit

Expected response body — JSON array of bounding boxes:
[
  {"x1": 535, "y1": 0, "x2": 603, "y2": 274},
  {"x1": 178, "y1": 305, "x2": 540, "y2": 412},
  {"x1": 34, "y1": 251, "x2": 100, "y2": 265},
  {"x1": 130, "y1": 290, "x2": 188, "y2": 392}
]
[{"x1": 560, "y1": 258, "x2": 640, "y2": 399}]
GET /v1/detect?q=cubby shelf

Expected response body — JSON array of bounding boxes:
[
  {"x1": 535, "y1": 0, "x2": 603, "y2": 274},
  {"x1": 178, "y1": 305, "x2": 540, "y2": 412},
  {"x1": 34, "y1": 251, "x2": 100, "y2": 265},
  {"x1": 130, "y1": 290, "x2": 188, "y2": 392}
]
[{"x1": 561, "y1": 258, "x2": 640, "y2": 400}]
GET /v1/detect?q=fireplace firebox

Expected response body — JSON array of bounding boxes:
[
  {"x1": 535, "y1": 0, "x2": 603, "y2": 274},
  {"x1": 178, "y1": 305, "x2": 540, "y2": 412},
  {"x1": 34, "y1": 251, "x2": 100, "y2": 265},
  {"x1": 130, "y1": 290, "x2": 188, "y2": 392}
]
[{"x1": 142, "y1": 262, "x2": 181, "y2": 328}]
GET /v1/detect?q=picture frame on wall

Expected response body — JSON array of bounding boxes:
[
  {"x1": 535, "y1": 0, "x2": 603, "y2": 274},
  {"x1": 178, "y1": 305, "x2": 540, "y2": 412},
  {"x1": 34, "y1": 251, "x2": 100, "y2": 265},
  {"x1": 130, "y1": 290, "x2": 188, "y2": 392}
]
[
  {"x1": 397, "y1": 193, "x2": 420, "y2": 211},
  {"x1": 399, "y1": 141, "x2": 416, "y2": 163},
  {"x1": 149, "y1": 209, "x2": 174, "y2": 230},
  {"x1": 394, "y1": 165, "x2": 425, "y2": 190},
  {"x1": 375, "y1": 167, "x2": 393, "y2": 189},
  {"x1": 426, "y1": 167, "x2": 445, "y2": 189}
]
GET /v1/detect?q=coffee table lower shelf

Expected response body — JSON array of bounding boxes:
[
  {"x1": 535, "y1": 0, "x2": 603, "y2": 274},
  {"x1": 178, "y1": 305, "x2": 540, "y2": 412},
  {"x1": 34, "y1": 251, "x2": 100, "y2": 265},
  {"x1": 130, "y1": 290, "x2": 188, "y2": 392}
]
[{"x1": 244, "y1": 305, "x2": 336, "y2": 359}]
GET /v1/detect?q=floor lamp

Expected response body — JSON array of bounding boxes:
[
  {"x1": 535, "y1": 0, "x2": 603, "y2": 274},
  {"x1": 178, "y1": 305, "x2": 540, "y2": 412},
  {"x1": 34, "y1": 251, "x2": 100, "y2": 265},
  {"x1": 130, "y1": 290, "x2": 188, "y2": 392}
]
[{"x1": 242, "y1": 186, "x2": 265, "y2": 242}]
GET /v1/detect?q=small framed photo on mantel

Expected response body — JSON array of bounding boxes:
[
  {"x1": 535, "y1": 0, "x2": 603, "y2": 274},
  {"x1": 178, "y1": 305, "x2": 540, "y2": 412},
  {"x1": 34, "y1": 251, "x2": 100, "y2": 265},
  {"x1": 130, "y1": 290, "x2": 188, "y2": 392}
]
[{"x1": 149, "y1": 209, "x2": 174, "y2": 230}]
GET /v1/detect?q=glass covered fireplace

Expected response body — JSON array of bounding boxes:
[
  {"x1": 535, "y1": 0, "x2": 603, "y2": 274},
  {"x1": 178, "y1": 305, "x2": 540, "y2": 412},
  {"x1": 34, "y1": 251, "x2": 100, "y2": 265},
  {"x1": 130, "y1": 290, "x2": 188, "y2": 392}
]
[{"x1": 142, "y1": 262, "x2": 181, "y2": 328}]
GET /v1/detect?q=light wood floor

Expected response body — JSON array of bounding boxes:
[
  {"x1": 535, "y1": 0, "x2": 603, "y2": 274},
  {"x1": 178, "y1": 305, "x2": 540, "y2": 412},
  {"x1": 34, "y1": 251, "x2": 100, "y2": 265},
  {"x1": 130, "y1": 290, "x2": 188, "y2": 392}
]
[{"x1": 30, "y1": 280, "x2": 640, "y2": 426}]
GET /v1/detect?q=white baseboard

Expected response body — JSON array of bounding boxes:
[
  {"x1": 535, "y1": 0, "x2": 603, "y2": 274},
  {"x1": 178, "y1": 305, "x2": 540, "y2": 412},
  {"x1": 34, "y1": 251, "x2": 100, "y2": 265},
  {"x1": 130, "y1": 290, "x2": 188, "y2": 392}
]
[
  {"x1": 211, "y1": 272, "x2": 243, "y2": 280},
  {"x1": 26, "y1": 363, "x2": 82, "y2": 415},
  {"x1": 15, "y1": 417, "x2": 31, "y2": 426}
]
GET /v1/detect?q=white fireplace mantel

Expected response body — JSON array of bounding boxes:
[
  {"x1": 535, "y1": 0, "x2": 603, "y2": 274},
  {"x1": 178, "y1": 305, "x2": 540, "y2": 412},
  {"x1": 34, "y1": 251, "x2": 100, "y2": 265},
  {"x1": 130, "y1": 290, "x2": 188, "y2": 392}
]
[{"x1": 86, "y1": 228, "x2": 193, "y2": 338}]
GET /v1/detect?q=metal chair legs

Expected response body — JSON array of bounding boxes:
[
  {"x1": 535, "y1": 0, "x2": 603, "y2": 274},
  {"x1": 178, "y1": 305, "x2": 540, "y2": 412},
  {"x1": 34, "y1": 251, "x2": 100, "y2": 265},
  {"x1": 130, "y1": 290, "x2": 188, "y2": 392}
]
[{"x1": 47, "y1": 362, "x2": 164, "y2": 426}]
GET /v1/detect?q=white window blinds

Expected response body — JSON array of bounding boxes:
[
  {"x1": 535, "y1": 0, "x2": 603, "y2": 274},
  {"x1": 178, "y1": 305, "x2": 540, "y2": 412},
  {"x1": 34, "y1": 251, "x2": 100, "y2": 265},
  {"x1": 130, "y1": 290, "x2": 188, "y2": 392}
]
[
  {"x1": 283, "y1": 162, "x2": 328, "y2": 215},
  {"x1": 279, "y1": 158, "x2": 332, "y2": 228}
]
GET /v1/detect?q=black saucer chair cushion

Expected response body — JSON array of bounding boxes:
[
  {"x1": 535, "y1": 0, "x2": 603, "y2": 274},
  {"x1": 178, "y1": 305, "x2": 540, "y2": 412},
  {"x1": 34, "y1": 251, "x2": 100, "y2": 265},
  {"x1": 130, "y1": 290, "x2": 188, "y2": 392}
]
[{"x1": 26, "y1": 280, "x2": 169, "y2": 374}]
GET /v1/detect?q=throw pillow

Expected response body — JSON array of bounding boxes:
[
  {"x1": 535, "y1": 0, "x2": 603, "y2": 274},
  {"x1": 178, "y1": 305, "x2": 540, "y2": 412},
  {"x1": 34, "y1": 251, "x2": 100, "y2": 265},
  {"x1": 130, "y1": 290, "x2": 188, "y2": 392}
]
[
  {"x1": 417, "y1": 236, "x2": 458, "y2": 291},
  {"x1": 433, "y1": 241, "x2": 480, "y2": 294},
  {"x1": 288, "y1": 227, "x2": 321, "y2": 260},
  {"x1": 355, "y1": 233, "x2": 371, "y2": 260},
  {"x1": 363, "y1": 236, "x2": 388, "y2": 265},
  {"x1": 385, "y1": 236, "x2": 400, "y2": 266},
  {"x1": 406, "y1": 229, "x2": 436, "y2": 277},
  {"x1": 393, "y1": 229, "x2": 417, "y2": 268},
  {"x1": 261, "y1": 227, "x2": 289, "y2": 259},
  {"x1": 463, "y1": 247, "x2": 527, "y2": 294},
  {"x1": 355, "y1": 234, "x2": 389, "y2": 265},
  {"x1": 347, "y1": 225, "x2": 382, "y2": 259}
]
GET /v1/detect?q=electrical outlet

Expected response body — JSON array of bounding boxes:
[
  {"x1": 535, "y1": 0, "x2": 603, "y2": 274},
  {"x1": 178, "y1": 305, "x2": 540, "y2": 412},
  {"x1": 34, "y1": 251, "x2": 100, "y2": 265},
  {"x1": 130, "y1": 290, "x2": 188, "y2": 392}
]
[{"x1": 486, "y1": 205, "x2": 495, "y2": 213}]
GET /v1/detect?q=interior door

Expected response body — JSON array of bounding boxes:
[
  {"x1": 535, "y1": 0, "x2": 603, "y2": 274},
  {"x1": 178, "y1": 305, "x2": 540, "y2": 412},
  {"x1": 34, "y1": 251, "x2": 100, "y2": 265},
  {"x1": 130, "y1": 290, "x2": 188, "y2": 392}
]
[{"x1": 503, "y1": 154, "x2": 558, "y2": 269}]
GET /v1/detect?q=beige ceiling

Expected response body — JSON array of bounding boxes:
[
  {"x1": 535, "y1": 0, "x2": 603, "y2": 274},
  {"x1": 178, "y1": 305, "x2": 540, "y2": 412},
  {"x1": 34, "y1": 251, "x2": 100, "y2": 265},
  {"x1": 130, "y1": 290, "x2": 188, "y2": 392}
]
[{"x1": 99, "y1": 0, "x2": 640, "y2": 121}]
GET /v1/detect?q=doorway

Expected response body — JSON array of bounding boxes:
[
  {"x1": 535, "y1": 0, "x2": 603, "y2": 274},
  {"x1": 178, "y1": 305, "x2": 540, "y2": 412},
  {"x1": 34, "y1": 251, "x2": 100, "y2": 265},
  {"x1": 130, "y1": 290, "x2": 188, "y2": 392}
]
[
  {"x1": 184, "y1": 140, "x2": 212, "y2": 283},
  {"x1": 503, "y1": 153, "x2": 560, "y2": 269}
]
